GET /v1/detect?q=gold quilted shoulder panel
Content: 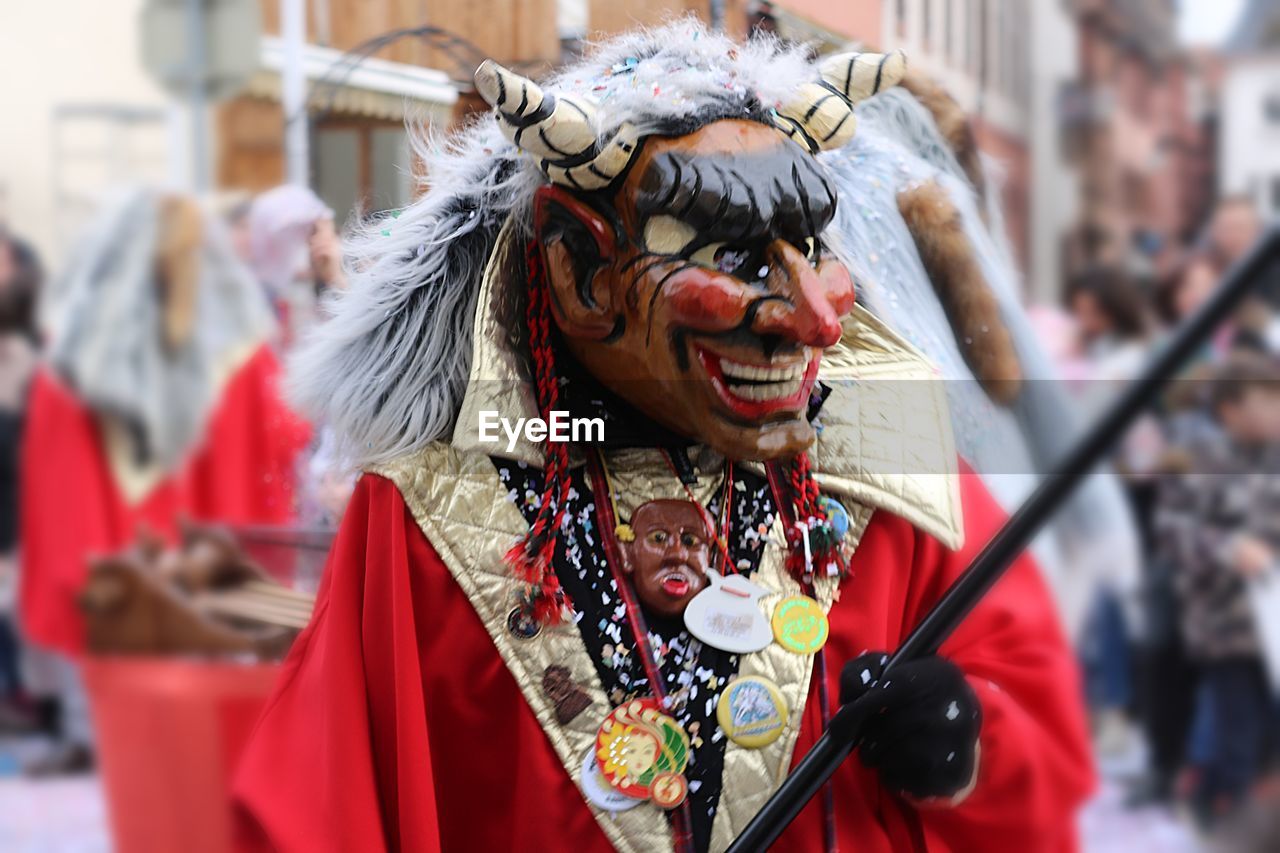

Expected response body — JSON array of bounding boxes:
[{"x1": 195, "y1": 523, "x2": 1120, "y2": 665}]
[{"x1": 814, "y1": 306, "x2": 964, "y2": 549}]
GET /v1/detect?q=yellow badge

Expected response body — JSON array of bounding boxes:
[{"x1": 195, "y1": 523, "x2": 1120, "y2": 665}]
[
  {"x1": 771, "y1": 595, "x2": 829, "y2": 654},
  {"x1": 716, "y1": 675, "x2": 788, "y2": 748}
]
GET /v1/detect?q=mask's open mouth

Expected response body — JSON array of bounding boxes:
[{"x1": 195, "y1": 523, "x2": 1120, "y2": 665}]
[
  {"x1": 695, "y1": 345, "x2": 820, "y2": 420},
  {"x1": 658, "y1": 565, "x2": 698, "y2": 598}
]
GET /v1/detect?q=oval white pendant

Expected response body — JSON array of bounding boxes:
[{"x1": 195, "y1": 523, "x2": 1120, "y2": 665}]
[{"x1": 683, "y1": 569, "x2": 772, "y2": 653}]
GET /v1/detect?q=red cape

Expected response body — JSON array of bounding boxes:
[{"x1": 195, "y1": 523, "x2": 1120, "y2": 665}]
[
  {"x1": 19, "y1": 345, "x2": 311, "y2": 655},
  {"x1": 234, "y1": 468, "x2": 1093, "y2": 852}
]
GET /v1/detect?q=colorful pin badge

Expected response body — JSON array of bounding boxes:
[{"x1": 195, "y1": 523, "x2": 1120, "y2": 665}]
[
  {"x1": 771, "y1": 595, "x2": 829, "y2": 654},
  {"x1": 595, "y1": 698, "x2": 690, "y2": 805},
  {"x1": 817, "y1": 496, "x2": 850, "y2": 539},
  {"x1": 716, "y1": 676, "x2": 789, "y2": 748}
]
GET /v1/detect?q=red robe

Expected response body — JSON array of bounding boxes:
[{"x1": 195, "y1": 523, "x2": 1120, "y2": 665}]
[
  {"x1": 19, "y1": 345, "x2": 311, "y2": 655},
  {"x1": 233, "y1": 468, "x2": 1094, "y2": 852}
]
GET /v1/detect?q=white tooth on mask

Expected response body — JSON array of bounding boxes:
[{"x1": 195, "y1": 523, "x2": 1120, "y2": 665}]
[
  {"x1": 718, "y1": 358, "x2": 805, "y2": 382},
  {"x1": 726, "y1": 379, "x2": 804, "y2": 401}
]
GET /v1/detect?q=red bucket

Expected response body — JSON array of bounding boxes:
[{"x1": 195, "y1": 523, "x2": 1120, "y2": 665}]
[{"x1": 82, "y1": 657, "x2": 281, "y2": 853}]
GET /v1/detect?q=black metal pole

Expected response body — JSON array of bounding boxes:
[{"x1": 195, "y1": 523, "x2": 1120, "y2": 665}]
[{"x1": 728, "y1": 228, "x2": 1280, "y2": 852}]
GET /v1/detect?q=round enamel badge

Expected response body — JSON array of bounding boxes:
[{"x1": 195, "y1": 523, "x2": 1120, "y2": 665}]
[
  {"x1": 506, "y1": 606, "x2": 542, "y2": 640},
  {"x1": 595, "y1": 699, "x2": 690, "y2": 800},
  {"x1": 716, "y1": 676, "x2": 788, "y2": 749},
  {"x1": 771, "y1": 595, "x2": 829, "y2": 654},
  {"x1": 650, "y1": 771, "x2": 689, "y2": 810}
]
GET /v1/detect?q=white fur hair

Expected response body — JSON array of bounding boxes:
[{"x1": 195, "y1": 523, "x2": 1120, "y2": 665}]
[{"x1": 289, "y1": 19, "x2": 825, "y2": 469}]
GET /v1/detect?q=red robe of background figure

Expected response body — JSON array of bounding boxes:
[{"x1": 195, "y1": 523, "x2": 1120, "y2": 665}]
[{"x1": 20, "y1": 344, "x2": 309, "y2": 656}]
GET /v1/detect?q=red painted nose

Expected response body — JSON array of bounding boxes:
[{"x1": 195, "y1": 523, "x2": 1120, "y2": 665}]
[{"x1": 751, "y1": 241, "x2": 852, "y2": 348}]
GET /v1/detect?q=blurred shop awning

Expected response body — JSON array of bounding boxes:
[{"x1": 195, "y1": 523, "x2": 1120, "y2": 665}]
[{"x1": 249, "y1": 36, "x2": 459, "y2": 122}]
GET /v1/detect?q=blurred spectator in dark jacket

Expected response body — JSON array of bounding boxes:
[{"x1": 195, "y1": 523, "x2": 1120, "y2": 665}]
[
  {"x1": 1166, "y1": 355, "x2": 1280, "y2": 822},
  {"x1": 1067, "y1": 266, "x2": 1152, "y2": 757}
]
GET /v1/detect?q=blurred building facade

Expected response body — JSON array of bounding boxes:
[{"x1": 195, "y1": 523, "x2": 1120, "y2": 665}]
[
  {"x1": 1064, "y1": 0, "x2": 1215, "y2": 281},
  {"x1": 1219, "y1": 0, "x2": 1280, "y2": 221},
  {"x1": 744, "y1": 1, "x2": 1072, "y2": 300},
  {"x1": 0, "y1": 0, "x2": 1238, "y2": 300},
  {"x1": 0, "y1": 0, "x2": 181, "y2": 266}
]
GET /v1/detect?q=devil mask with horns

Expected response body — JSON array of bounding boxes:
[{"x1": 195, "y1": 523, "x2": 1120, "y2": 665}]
[
  {"x1": 472, "y1": 51, "x2": 905, "y2": 463},
  {"x1": 466, "y1": 50, "x2": 906, "y2": 615}
]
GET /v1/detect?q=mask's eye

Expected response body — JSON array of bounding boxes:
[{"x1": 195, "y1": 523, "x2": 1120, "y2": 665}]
[
  {"x1": 691, "y1": 242, "x2": 769, "y2": 281},
  {"x1": 680, "y1": 532, "x2": 700, "y2": 548},
  {"x1": 795, "y1": 236, "x2": 819, "y2": 265},
  {"x1": 647, "y1": 530, "x2": 669, "y2": 545},
  {"x1": 643, "y1": 216, "x2": 697, "y2": 256}
]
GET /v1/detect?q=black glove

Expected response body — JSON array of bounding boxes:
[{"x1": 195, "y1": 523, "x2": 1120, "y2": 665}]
[{"x1": 838, "y1": 652, "x2": 981, "y2": 801}]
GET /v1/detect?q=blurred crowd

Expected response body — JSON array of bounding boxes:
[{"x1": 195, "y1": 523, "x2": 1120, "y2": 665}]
[
  {"x1": 1051, "y1": 196, "x2": 1280, "y2": 845},
  {"x1": 0, "y1": 184, "x2": 355, "y2": 774}
]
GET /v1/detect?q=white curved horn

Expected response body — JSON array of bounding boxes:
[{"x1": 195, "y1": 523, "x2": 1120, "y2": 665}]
[
  {"x1": 818, "y1": 50, "x2": 908, "y2": 104},
  {"x1": 475, "y1": 60, "x2": 642, "y2": 190},
  {"x1": 474, "y1": 60, "x2": 601, "y2": 163},
  {"x1": 773, "y1": 50, "x2": 908, "y2": 153},
  {"x1": 540, "y1": 124, "x2": 643, "y2": 192}
]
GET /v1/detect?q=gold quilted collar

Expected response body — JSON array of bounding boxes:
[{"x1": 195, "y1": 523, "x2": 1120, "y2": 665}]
[{"x1": 451, "y1": 218, "x2": 963, "y2": 549}]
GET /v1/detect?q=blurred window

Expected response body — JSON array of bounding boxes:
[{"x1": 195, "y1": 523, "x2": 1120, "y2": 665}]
[
  {"x1": 923, "y1": 0, "x2": 932, "y2": 50},
  {"x1": 315, "y1": 128, "x2": 359, "y2": 225},
  {"x1": 946, "y1": 0, "x2": 954, "y2": 61},
  {"x1": 314, "y1": 121, "x2": 413, "y2": 225},
  {"x1": 371, "y1": 128, "x2": 413, "y2": 213},
  {"x1": 897, "y1": 0, "x2": 908, "y2": 38},
  {"x1": 978, "y1": 0, "x2": 989, "y2": 86}
]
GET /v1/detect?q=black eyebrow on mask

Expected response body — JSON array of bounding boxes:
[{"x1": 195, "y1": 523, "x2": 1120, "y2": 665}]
[{"x1": 633, "y1": 147, "x2": 836, "y2": 245}]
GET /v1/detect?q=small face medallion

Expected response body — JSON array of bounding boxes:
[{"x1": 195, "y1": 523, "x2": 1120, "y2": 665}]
[{"x1": 621, "y1": 500, "x2": 712, "y2": 619}]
